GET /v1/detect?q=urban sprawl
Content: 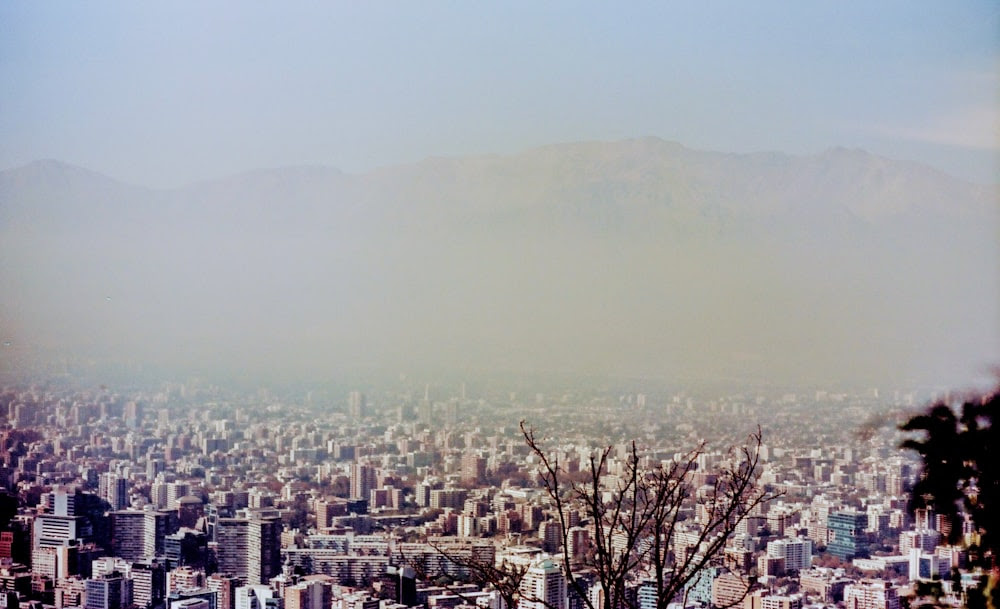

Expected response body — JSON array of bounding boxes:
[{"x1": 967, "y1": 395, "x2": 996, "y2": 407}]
[{"x1": 0, "y1": 379, "x2": 979, "y2": 609}]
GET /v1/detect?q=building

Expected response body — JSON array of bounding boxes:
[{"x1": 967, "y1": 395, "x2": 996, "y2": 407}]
[
  {"x1": 100, "y1": 474, "x2": 128, "y2": 511},
  {"x1": 33, "y1": 514, "x2": 84, "y2": 553},
  {"x1": 683, "y1": 566, "x2": 721, "y2": 607},
  {"x1": 215, "y1": 513, "x2": 281, "y2": 585},
  {"x1": 111, "y1": 511, "x2": 147, "y2": 562},
  {"x1": 711, "y1": 571, "x2": 750, "y2": 608},
  {"x1": 235, "y1": 585, "x2": 279, "y2": 609},
  {"x1": 758, "y1": 593, "x2": 804, "y2": 609},
  {"x1": 827, "y1": 511, "x2": 870, "y2": 560},
  {"x1": 378, "y1": 566, "x2": 416, "y2": 606},
  {"x1": 460, "y1": 454, "x2": 486, "y2": 485},
  {"x1": 518, "y1": 559, "x2": 566, "y2": 609},
  {"x1": 283, "y1": 579, "x2": 331, "y2": 609},
  {"x1": 207, "y1": 574, "x2": 243, "y2": 609},
  {"x1": 131, "y1": 560, "x2": 166, "y2": 609},
  {"x1": 348, "y1": 392, "x2": 367, "y2": 420},
  {"x1": 349, "y1": 464, "x2": 376, "y2": 501},
  {"x1": 908, "y1": 548, "x2": 949, "y2": 582},
  {"x1": 168, "y1": 590, "x2": 218, "y2": 609},
  {"x1": 766, "y1": 537, "x2": 813, "y2": 572},
  {"x1": 85, "y1": 573, "x2": 133, "y2": 609},
  {"x1": 168, "y1": 566, "x2": 206, "y2": 595},
  {"x1": 843, "y1": 580, "x2": 900, "y2": 609}
]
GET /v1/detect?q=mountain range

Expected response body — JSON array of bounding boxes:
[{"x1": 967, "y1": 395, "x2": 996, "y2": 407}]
[{"x1": 1, "y1": 138, "x2": 997, "y2": 388}]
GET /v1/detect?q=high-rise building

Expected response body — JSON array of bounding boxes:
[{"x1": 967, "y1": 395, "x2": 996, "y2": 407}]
[
  {"x1": 418, "y1": 399, "x2": 433, "y2": 428},
  {"x1": 215, "y1": 513, "x2": 281, "y2": 585},
  {"x1": 166, "y1": 483, "x2": 190, "y2": 511},
  {"x1": 111, "y1": 510, "x2": 174, "y2": 562},
  {"x1": 567, "y1": 527, "x2": 590, "y2": 562},
  {"x1": 350, "y1": 464, "x2": 376, "y2": 501},
  {"x1": 33, "y1": 514, "x2": 83, "y2": 552},
  {"x1": 827, "y1": 511, "x2": 869, "y2": 560},
  {"x1": 111, "y1": 511, "x2": 148, "y2": 561},
  {"x1": 518, "y1": 559, "x2": 566, "y2": 609},
  {"x1": 538, "y1": 521, "x2": 562, "y2": 554},
  {"x1": 131, "y1": 560, "x2": 167, "y2": 609},
  {"x1": 315, "y1": 500, "x2": 347, "y2": 530},
  {"x1": 460, "y1": 453, "x2": 486, "y2": 485},
  {"x1": 711, "y1": 571, "x2": 750, "y2": 609},
  {"x1": 235, "y1": 586, "x2": 278, "y2": 609},
  {"x1": 444, "y1": 401, "x2": 458, "y2": 428},
  {"x1": 378, "y1": 566, "x2": 416, "y2": 606},
  {"x1": 100, "y1": 474, "x2": 129, "y2": 511}
]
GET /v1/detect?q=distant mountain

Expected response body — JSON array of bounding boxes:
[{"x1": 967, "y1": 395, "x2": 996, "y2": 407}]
[{"x1": 1, "y1": 139, "x2": 997, "y2": 387}]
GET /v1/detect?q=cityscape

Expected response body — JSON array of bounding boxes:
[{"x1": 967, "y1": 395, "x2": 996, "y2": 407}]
[
  {"x1": 0, "y1": 376, "x2": 991, "y2": 609},
  {"x1": 2, "y1": 4, "x2": 997, "y2": 609}
]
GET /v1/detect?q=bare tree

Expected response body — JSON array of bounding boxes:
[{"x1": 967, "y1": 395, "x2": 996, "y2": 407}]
[
  {"x1": 521, "y1": 422, "x2": 774, "y2": 609},
  {"x1": 421, "y1": 424, "x2": 774, "y2": 609}
]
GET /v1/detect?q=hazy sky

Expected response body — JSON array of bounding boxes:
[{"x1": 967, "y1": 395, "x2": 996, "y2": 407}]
[{"x1": 1, "y1": 2, "x2": 997, "y2": 186}]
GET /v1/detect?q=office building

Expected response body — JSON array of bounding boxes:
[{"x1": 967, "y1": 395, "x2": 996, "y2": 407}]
[{"x1": 827, "y1": 511, "x2": 869, "y2": 560}]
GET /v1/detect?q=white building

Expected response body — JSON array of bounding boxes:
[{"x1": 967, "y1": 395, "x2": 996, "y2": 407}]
[
  {"x1": 766, "y1": 537, "x2": 813, "y2": 572},
  {"x1": 518, "y1": 558, "x2": 566, "y2": 609}
]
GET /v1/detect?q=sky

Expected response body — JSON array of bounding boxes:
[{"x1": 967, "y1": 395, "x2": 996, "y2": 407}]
[{"x1": 1, "y1": 2, "x2": 998, "y2": 187}]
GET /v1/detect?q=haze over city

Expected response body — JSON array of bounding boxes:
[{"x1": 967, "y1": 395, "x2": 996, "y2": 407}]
[
  {"x1": 1, "y1": 3, "x2": 998, "y2": 390},
  {"x1": 3, "y1": 6, "x2": 1000, "y2": 609}
]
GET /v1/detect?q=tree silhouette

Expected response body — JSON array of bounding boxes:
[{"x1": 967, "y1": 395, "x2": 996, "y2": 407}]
[
  {"x1": 900, "y1": 384, "x2": 998, "y2": 609},
  {"x1": 900, "y1": 385, "x2": 998, "y2": 563},
  {"x1": 431, "y1": 422, "x2": 775, "y2": 609}
]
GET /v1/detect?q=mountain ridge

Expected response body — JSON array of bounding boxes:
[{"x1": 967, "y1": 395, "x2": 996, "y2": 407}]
[{"x1": 1, "y1": 138, "x2": 997, "y2": 387}]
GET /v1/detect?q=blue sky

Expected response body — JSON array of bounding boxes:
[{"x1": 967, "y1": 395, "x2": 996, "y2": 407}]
[{"x1": 1, "y1": 2, "x2": 997, "y2": 186}]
